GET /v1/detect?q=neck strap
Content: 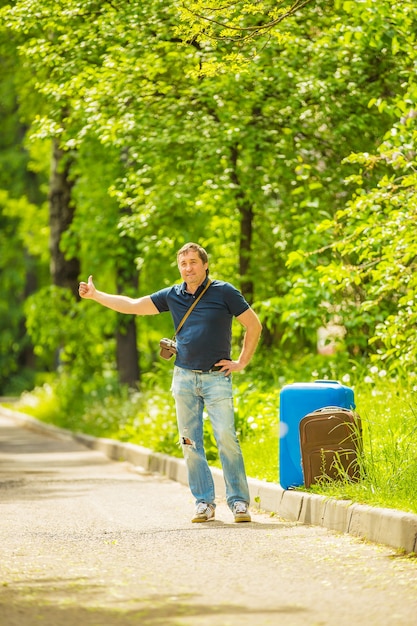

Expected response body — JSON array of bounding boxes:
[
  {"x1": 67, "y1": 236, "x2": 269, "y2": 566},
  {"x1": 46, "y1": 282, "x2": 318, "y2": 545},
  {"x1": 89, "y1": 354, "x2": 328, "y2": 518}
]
[{"x1": 174, "y1": 279, "x2": 212, "y2": 338}]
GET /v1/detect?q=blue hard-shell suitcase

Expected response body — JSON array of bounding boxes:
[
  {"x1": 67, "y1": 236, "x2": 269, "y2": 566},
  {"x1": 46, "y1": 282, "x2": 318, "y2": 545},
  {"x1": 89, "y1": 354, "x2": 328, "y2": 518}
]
[{"x1": 279, "y1": 380, "x2": 355, "y2": 489}]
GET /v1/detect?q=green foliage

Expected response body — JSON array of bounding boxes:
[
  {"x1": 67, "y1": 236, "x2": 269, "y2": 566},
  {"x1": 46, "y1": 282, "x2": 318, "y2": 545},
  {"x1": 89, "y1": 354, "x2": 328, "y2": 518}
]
[
  {"x1": 0, "y1": 11, "x2": 49, "y2": 393},
  {"x1": 0, "y1": 198, "x2": 28, "y2": 390},
  {"x1": 175, "y1": 0, "x2": 313, "y2": 66},
  {"x1": 0, "y1": 0, "x2": 417, "y2": 390},
  {"x1": 24, "y1": 285, "x2": 120, "y2": 411},
  {"x1": 260, "y1": 0, "x2": 417, "y2": 371},
  {"x1": 312, "y1": 0, "x2": 417, "y2": 372}
]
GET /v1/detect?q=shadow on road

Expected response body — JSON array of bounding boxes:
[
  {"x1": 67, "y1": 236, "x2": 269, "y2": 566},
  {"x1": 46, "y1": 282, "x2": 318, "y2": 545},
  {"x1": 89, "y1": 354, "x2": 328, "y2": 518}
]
[{"x1": 0, "y1": 584, "x2": 308, "y2": 626}]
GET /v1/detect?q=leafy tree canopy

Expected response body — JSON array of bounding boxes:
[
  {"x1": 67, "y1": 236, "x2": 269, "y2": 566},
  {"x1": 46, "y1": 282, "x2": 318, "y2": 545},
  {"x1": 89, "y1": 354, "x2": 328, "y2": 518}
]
[{"x1": 0, "y1": 0, "x2": 416, "y2": 385}]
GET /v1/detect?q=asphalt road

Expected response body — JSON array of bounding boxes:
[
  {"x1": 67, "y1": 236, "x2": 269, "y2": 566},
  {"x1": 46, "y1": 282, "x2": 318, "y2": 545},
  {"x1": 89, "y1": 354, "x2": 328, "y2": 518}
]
[{"x1": 1, "y1": 411, "x2": 417, "y2": 626}]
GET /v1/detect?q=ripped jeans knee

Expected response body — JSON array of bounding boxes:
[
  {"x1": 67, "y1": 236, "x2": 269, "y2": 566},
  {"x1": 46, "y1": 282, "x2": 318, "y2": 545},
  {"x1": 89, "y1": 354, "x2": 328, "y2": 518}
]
[{"x1": 180, "y1": 434, "x2": 196, "y2": 449}]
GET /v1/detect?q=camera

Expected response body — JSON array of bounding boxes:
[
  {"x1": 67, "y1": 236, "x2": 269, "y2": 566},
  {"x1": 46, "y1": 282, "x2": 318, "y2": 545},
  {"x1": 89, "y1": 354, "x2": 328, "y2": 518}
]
[{"x1": 159, "y1": 338, "x2": 177, "y2": 360}]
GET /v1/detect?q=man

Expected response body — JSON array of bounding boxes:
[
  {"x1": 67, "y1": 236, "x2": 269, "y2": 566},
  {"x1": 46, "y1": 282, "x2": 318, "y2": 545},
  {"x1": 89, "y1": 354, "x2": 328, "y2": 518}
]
[{"x1": 79, "y1": 242, "x2": 262, "y2": 523}]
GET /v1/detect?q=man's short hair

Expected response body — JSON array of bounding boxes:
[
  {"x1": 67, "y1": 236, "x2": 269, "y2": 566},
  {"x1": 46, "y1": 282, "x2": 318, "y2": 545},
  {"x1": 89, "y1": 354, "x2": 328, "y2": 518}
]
[{"x1": 177, "y1": 243, "x2": 208, "y2": 265}]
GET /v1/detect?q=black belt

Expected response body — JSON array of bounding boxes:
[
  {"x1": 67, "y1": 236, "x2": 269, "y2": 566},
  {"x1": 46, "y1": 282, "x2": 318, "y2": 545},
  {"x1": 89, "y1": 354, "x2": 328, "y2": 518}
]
[{"x1": 191, "y1": 365, "x2": 223, "y2": 373}]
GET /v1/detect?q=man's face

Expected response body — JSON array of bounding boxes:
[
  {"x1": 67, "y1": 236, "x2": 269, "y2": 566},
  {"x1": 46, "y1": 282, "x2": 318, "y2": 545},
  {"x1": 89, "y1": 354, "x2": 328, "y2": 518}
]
[{"x1": 178, "y1": 250, "x2": 208, "y2": 289}]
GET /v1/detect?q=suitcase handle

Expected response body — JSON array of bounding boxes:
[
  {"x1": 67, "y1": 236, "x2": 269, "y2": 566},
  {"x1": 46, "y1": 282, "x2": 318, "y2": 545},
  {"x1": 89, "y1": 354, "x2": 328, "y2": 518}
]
[
  {"x1": 312, "y1": 406, "x2": 352, "y2": 413},
  {"x1": 314, "y1": 380, "x2": 340, "y2": 385}
]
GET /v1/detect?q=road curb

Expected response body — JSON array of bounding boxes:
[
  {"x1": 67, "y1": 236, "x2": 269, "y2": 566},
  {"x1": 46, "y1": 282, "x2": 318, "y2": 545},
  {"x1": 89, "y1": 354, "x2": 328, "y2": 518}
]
[{"x1": 2, "y1": 406, "x2": 417, "y2": 554}]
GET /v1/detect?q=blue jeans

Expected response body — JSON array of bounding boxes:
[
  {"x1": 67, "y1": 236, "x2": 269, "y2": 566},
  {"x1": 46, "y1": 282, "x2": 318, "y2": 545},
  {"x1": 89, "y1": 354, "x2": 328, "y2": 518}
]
[{"x1": 171, "y1": 366, "x2": 250, "y2": 510}]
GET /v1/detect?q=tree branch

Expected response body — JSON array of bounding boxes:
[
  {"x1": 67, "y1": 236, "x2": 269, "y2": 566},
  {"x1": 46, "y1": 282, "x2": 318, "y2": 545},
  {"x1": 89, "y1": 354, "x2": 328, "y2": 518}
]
[{"x1": 181, "y1": 0, "x2": 315, "y2": 41}]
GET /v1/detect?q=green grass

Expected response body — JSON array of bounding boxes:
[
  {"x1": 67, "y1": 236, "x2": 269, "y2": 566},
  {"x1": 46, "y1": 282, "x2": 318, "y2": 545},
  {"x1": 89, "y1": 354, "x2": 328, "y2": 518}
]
[
  {"x1": 307, "y1": 380, "x2": 417, "y2": 513},
  {"x1": 6, "y1": 363, "x2": 417, "y2": 515}
]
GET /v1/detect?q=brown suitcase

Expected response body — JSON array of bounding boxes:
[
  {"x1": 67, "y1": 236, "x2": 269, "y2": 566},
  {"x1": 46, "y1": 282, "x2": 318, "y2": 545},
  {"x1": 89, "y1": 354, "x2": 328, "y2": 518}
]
[{"x1": 299, "y1": 406, "x2": 362, "y2": 488}]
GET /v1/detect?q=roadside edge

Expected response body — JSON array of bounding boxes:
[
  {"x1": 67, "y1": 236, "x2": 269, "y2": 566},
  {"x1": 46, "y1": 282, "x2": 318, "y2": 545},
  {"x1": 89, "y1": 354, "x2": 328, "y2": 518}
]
[{"x1": 2, "y1": 406, "x2": 416, "y2": 554}]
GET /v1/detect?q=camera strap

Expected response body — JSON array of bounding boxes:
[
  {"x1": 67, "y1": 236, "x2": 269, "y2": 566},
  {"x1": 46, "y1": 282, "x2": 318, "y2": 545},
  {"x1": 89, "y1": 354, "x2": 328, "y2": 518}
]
[{"x1": 174, "y1": 278, "x2": 212, "y2": 338}]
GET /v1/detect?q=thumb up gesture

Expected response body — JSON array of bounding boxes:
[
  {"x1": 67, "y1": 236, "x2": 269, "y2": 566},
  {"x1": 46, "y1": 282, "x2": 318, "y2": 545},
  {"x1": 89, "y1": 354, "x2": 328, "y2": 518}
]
[{"x1": 78, "y1": 275, "x2": 96, "y2": 299}]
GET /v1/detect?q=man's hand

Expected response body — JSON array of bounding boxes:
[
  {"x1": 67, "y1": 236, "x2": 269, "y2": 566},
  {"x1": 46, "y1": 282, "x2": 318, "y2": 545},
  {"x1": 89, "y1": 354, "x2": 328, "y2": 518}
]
[
  {"x1": 215, "y1": 359, "x2": 244, "y2": 376},
  {"x1": 215, "y1": 308, "x2": 262, "y2": 376},
  {"x1": 78, "y1": 278, "x2": 159, "y2": 315},
  {"x1": 78, "y1": 275, "x2": 96, "y2": 299}
]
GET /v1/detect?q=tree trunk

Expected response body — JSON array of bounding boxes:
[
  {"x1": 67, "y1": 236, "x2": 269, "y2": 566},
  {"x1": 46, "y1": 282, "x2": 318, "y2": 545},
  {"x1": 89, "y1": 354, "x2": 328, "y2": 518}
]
[
  {"x1": 230, "y1": 144, "x2": 255, "y2": 303},
  {"x1": 239, "y1": 199, "x2": 254, "y2": 304},
  {"x1": 115, "y1": 240, "x2": 141, "y2": 387},
  {"x1": 116, "y1": 318, "x2": 140, "y2": 387},
  {"x1": 48, "y1": 139, "x2": 80, "y2": 297}
]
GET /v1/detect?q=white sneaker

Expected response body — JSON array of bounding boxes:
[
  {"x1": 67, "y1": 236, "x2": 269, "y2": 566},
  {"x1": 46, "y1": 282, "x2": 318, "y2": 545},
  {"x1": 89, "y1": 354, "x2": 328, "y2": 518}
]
[
  {"x1": 192, "y1": 502, "x2": 215, "y2": 523},
  {"x1": 233, "y1": 501, "x2": 251, "y2": 523}
]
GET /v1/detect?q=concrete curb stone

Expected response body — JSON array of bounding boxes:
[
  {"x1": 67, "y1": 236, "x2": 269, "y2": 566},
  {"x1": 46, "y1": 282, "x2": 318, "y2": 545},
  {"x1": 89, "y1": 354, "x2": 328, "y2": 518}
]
[{"x1": 2, "y1": 406, "x2": 417, "y2": 554}]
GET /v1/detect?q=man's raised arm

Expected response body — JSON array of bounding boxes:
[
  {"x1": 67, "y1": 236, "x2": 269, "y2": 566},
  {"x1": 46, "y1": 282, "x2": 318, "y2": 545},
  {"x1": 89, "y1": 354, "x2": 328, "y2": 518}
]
[{"x1": 78, "y1": 275, "x2": 159, "y2": 316}]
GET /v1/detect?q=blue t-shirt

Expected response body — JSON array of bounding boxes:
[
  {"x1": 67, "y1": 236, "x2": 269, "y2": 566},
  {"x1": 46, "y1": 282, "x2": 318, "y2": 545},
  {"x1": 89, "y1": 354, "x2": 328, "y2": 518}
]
[{"x1": 150, "y1": 277, "x2": 249, "y2": 370}]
